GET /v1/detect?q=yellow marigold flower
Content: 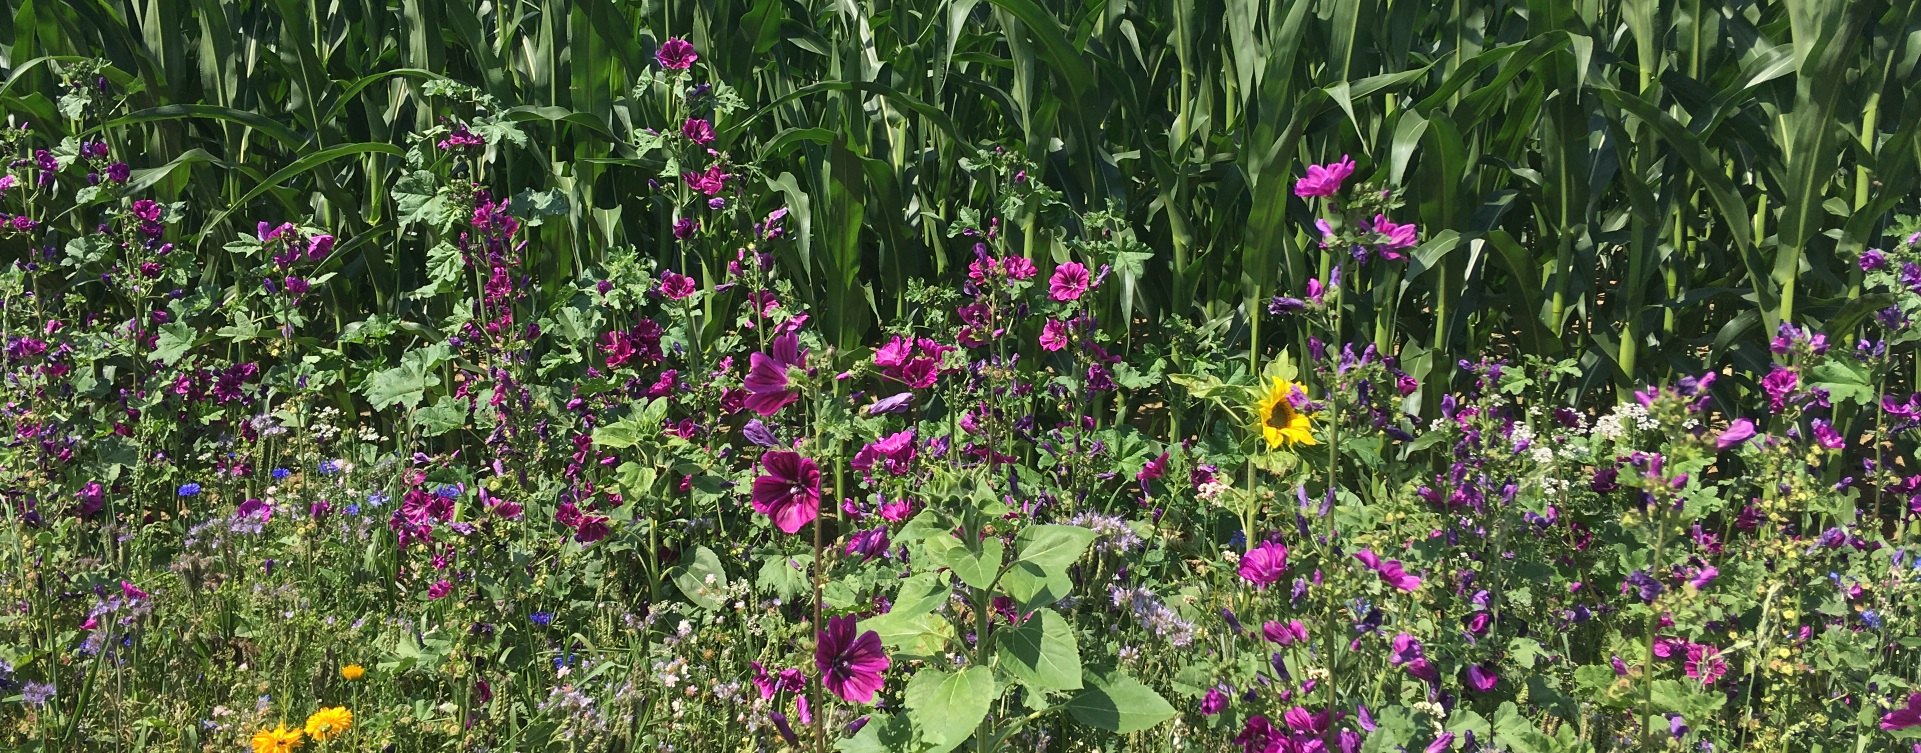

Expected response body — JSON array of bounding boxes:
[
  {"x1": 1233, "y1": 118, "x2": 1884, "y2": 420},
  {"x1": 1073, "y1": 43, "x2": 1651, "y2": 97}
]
[
  {"x1": 1253, "y1": 376, "x2": 1316, "y2": 449},
  {"x1": 340, "y1": 664, "x2": 365, "y2": 680},
  {"x1": 304, "y1": 706, "x2": 353, "y2": 741},
  {"x1": 250, "y1": 723, "x2": 304, "y2": 753}
]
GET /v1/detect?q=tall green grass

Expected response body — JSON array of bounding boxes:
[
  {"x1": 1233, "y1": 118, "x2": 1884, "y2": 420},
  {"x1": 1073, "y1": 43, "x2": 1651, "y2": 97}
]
[{"x1": 5, "y1": 0, "x2": 1917, "y2": 400}]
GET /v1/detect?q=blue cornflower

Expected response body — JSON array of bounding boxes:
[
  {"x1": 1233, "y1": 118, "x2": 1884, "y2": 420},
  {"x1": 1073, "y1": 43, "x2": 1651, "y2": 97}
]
[
  {"x1": 435, "y1": 485, "x2": 460, "y2": 499},
  {"x1": 366, "y1": 491, "x2": 390, "y2": 508},
  {"x1": 345, "y1": 504, "x2": 360, "y2": 516},
  {"x1": 1863, "y1": 610, "x2": 1883, "y2": 629},
  {"x1": 272, "y1": 467, "x2": 290, "y2": 480},
  {"x1": 177, "y1": 483, "x2": 202, "y2": 497},
  {"x1": 531, "y1": 612, "x2": 554, "y2": 626},
  {"x1": 318, "y1": 459, "x2": 341, "y2": 476}
]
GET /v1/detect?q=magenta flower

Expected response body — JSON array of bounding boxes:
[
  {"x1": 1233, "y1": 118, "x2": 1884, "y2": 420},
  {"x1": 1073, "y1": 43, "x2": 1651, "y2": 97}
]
[
  {"x1": 658, "y1": 271, "x2": 697, "y2": 300},
  {"x1": 1039, "y1": 318, "x2": 1069, "y2": 351},
  {"x1": 1810, "y1": 418, "x2": 1844, "y2": 449},
  {"x1": 1004, "y1": 256, "x2": 1037, "y2": 280},
  {"x1": 307, "y1": 234, "x2": 334, "y2": 261},
  {"x1": 427, "y1": 580, "x2": 453, "y2": 599},
  {"x1": 1883, "y1": 692, "x2": 1921, "y2": 730},
  {"x1": 1354, "y1": 549, "x2": 1421, "y2": 591},
  {"x1": 574, "y1": 515, "x2": 611, "y2": 543},
  {"x1": 846, "y1": 527, "x2": 891, "y2": 562},
  {"x1": 656, "y1": 37, "x2": 698, "y2": 69},
  {"x1": 120, "y1": 580, "x2": 148, "y2": 600},
  {"x1": 877, "y1": 497, "x2": 912, "y2": 522},
  {"x1": 851, "y1": 430, "x2": 916, "y2": 478},
  {"x1": 815, "y1": 614, "x2": 890, "y2": 703},
  {"x1": 1465, "y1": 664, "x2": 1498, "y2": 692},
  {"x1": 672, "y1": 217, "x2": 698, "y2": 240},
  {"x1": 1761, "y1": 367, "x2": 1798, "y2": 413},
  {"x1": 75, "y1": 482, "x2": 104, "y2": 518},
  {"x1": 1684, "y1": 644, "x2": 1727, "y2": 686},
  {"x1": 752, "y1": 451, "x2": 821, "y2": 534},
  {"x1": 1405, "y1": 656, "x2": 1439, "y2": 683},
  {"x1": 743, "y1": 332, "x2": 805, "y2": 416},
  {"x1": 1715, "y1": 418, "x2": 1756, "y2": 450},
  {"x1": 1424, "y1": 732, "x2": 1455, "y2": 753},
  {"x1": 684, "y1": 164, "x2": 729, "y2": 196},
  {"x1": 681, "y1": 118, "x2": 716, "y2": 145},
  {"x1": 1279, "y1": 707, "x2": 1326, "y2": 736},
  {"x1": 1388, "y1": 633, "x2": 1423, "y2": 665},
  {"x1": 1294, "y1": 155, "x2": 1355, "y2": 198},
  {"x1": 1136, "y1": 452, "x2": 1169, "y2": 482},
  {"x1": 1370, "y1": 214, "x2": 1417, "y2": 255},
  {"x1": 1262, "y1": 619, "x2": 1309, "y2": 646},
  {"x1": 1049, "y1": 262, "x2": 1090, "y2": 302},
  {"x1": 1200, "y1": 687, "x2": 1227, "y2": 715},
  {"x1": 1237, "y1": 541, "x2": 1288, "y2": 587},
  {"x1": 1688, "y1": 566, "x2": 1719, "y2": 590}
]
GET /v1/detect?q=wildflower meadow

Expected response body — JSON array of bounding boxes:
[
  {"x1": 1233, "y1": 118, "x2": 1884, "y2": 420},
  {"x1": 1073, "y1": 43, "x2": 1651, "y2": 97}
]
[{"x1": 4, "y1": 2, "x2": 1921, "y2": 752}]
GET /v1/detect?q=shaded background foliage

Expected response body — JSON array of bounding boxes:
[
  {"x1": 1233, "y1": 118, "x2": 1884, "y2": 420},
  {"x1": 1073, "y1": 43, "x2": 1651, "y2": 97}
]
[{"x1": 4, "y1": 0, "x2": 1918, "y2": 403}]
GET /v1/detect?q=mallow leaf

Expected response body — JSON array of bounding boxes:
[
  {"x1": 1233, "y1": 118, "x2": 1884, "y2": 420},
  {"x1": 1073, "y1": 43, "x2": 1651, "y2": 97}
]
[
  {"x1": 904, "y1": 666, "x2": 995, "y2": 753},
  {"x1": 670, "y1": 546, "x2": 726, "y2": 610},
  {"x1": 362, "y1": 343, "x2": 450, "y2": 411},
  {"x1": 1064, "y1": 671, "x2": 1175, "y2": 734},
  {"x1": 995, "y1": 608, "x2": 1082, "y2": 690}
]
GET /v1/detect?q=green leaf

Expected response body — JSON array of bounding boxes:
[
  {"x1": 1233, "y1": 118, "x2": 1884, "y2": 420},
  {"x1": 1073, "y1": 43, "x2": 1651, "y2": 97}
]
[
  {"x1": 1064, "y1": 671, "x2": 1176, "y2": 734},
  {"x1": 414, "y1": 395, "x2": 468, "y2": 436},
  {"x1": 591, "y1": 398, "x2": 668, "y2": 448},
  {"x1": 423, "y1": 242, "x2": 465, "y2": 287},
  {"x1": 362, "y1": 343, "x2": 449, "y2": 412},
  {"x1": 1013, "y1": 524, "x2": 1097, "y2": 571},
  {"x1": 1491, "y1": 702, "x2": 1553, "y2": 753},
  {"x1": 890, "y1": 572, "x2": 952, "y2": 618},
  {"x1": 756, "y1": 555, "x2": 812, "y2": 601},
  {"x1": 394, "y1": 170, "x2": 447, "y2": 227},
  {"x1": 152, "y1": 322, "x2": 197, "y2": 365},
  {"x1": 834, "y1": 712, "x2": 915, "y2": 753},
  {"x1": 904, "y1": 666, "x2": 995, "y2": 753},
  {"x1": 999, "y1": 562, "x2": 1073, "y2": 612},
  {"x1": 944, "y1": 535, "x2": 1003, "y2": 590},
  {"x1": 508, "y1": 187, "x2": 570, "y2": 226},
  {"x1": 670, "y1": 546, "x2": 727, "y2": 610},
  {"x1": 994, "y1": 608, "x2": 1082, "y2": 690}
]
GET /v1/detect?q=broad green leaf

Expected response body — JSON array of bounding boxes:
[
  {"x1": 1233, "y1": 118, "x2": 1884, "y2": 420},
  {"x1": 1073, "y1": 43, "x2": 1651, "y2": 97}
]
[
  {"x1": 414, "y1": 395, "x2": 468, "y2": 436},
  {"x1": 1013, "y1": 524, "x2": 1097, "y2": 571},
  {"x1": 394, "y1": 170, "x2": 447, "y2": 227},
  {"x1": 152, "y1": 322, "x2": 197, "y2": 365},
  {"x1": 945, "y1": 536, "x2": 1003, "y2": 590},
  {"x1": 756, "y1": 555, "x2": 811, "y2": 601},
  {"x1": 426, "y1": 242, "x2": 464, "y2": 285},
  {"x1": 591, "y1": 398, "x2": 667, "y2": 448},
  {"x1": 889, "y1": 572, "x2": 952, "y2": 619},
  {"x1": 1064, "y1": 671, "x2": 1176, "y2": 734},
  {"x1": 362, "y1": 343, "x2": 450, "y2": 412},
  {"x1": 834, "y1": 712, "x2": 915, "y2": 753},
  {"x1": 904, "y1": 666, "x2": 994, "y2": 753},
  {"x1": 670, "y1": 546, "x2": 726, "y2": 610},
  {"x1": 999, "y1": 562, "x2": 1073, "y2": 611},
  {"x1": 994, "y1": 608, "x2": 1082, "y2": 690}
]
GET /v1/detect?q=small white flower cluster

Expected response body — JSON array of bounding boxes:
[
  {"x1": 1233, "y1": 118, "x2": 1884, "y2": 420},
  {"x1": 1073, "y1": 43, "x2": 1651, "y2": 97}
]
[
  {"x1": 311, "y1": 406, "x2": 344, "y2": 442},
  {"x1": 1591, "y1": 401, "x2": 1654, "y2": 441},
  {"x1": 1197, "y1": 480, "x2": 1231, "y2": 502}
]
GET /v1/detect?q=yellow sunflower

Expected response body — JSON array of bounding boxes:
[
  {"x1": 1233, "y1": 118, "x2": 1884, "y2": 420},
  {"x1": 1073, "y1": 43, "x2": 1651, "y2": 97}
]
[
  {"x1": 304, "y1": 706, "x2": 353, "y2": 742},
  {"x1": 250, "y1": 723, "x2": 304, "y2": 753},
  {"x1": 1253, "y1": 376, "x2": 1317, "y2": 449}
]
